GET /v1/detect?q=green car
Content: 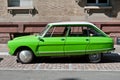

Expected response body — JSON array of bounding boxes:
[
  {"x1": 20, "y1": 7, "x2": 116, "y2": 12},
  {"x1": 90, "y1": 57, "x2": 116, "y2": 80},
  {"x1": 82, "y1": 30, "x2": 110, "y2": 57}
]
[{"x1": 8, "y1": 22, "x2": 114, "y2": 63}]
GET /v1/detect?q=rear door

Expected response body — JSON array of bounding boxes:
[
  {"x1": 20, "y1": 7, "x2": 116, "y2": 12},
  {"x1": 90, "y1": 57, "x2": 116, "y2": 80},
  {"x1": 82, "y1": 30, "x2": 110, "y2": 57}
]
[
  {"x1": 64, "y1": 26, "x2": 90, "y2": 56},
  {"x1": 86, "y1": 26, "x2": 112, "y2": 54}
]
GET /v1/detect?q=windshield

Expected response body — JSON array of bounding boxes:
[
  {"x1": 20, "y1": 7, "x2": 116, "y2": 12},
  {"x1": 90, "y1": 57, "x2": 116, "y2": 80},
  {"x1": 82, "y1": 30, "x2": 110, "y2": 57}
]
[{"x1": 39, "y1": 25, "x2": 49, "y2": 37}]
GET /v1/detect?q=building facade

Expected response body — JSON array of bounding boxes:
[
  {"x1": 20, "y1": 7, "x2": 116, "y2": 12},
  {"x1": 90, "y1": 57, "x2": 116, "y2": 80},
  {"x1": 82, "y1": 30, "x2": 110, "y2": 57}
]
[
  {"x1": 0, "y1": 0, "x2": 120, "y2": 43},
  {"x1": 0, "y1": 0, "x2": 120, "y2": 22}
]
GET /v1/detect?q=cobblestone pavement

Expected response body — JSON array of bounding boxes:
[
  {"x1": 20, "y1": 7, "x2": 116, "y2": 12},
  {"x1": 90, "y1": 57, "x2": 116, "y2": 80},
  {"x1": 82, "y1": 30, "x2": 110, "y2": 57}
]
[
  {"x1": 0, "y1": 53, "x2": 120, "y2": 71},
  {"x1": 1, "y1": 44, "x2": 120, "y2": 71}
]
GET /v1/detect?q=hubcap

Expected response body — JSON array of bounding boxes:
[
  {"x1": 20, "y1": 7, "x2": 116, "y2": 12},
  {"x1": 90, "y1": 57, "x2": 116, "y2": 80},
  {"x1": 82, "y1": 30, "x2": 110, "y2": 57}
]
[
  {"x1": 19, "y1": 50, "x2": 33, "y2": 63},
  {"x1": 89, "y1": 53, "x2": 101, "y2": 63}
]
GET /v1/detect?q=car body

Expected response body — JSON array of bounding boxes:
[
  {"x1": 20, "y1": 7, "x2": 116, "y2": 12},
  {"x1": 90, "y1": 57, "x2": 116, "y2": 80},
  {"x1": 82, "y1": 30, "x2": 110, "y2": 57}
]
[{"x1": 8, "y1": 22, "x2": 114, "y2": 63}]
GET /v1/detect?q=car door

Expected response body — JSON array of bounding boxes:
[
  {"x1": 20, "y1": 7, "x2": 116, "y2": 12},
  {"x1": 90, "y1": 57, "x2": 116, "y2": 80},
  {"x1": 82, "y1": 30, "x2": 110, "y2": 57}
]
[
  {"x1": 38, "y1": 26, "x2": 67, "y2": 56},
  {"x1": 64, "y1": 26, "x2": 90, "y2": 56},
  {"x1": 86, "y1": 26, "x2": 113, "y2": 54}
]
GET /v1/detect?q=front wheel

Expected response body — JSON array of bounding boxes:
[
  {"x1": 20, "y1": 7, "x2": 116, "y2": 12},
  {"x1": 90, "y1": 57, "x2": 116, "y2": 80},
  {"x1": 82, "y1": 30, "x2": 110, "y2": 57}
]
[
  {"x1": 88, "y1": 53, "x2": 101, "y2": 63},
  {"x1": 17, "y1": 50, "x2": 34, "y2": 64}
]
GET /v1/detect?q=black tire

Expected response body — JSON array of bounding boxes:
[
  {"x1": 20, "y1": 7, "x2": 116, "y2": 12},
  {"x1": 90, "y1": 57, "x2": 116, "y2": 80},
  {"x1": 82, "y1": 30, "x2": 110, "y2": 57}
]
[
  {"x1": 88, "y1": 53, "x2": 101, "y2": 63},
  {"x1": 17, "y1": 50, "x2": 34, "y2": 64}
]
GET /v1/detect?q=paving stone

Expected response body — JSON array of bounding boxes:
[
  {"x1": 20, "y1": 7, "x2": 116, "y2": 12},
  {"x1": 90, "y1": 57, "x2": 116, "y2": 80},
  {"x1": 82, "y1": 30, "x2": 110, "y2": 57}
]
[
  {"x1": 0, "y1": 54, "x2": 120, "y2": 71},
  {"x1": 0, "y1": 44, "x2": 120, "y2": 70}
]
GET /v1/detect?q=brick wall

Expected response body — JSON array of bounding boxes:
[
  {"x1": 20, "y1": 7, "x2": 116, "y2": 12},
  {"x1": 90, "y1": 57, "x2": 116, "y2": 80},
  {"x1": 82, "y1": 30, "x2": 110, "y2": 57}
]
[{"x1": 0, "y1": 33, "x2": 10, "y2": 43}]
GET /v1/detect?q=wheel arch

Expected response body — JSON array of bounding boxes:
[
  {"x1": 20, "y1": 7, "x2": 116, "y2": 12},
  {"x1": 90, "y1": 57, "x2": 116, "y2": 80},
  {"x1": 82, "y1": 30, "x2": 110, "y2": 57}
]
[{"x1": 14, "y1": 46, "x2": 34, "y2": 56}]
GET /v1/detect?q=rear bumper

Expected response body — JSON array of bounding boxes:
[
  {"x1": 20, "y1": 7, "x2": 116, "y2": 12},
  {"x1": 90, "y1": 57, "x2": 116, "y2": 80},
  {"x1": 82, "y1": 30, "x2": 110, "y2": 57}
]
[
  {"x1": 111, "y1": 48, "x2": 115, "y2": 51},
  {"x1": 107, "y1": 48, "x2": 115, "y2": 53}
]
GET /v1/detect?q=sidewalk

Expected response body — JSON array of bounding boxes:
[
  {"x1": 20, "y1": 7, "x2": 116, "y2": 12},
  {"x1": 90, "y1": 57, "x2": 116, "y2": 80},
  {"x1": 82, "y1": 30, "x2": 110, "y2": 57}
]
[
  {"x1": 114, "y1": 45, "x2": 120, "y2": 53},
  {"x1": 0, "y1": 44, "x2": 8, "y2": 55},
  {"x1": 0, "y1": 44, "x2": 120, "y2": 55},
  {"x1": 0, "y1": 44, "x2": 8, "y2": 52}
]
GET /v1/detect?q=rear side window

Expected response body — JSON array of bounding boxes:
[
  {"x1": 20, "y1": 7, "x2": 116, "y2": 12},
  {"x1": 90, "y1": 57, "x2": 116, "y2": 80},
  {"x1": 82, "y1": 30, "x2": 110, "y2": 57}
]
[
  {"x1": 88, "y1": 27, "x2": 105, "y2": 37},
  {"x1": 68, "y1": 25, "x2": 105, "y2": 37}
]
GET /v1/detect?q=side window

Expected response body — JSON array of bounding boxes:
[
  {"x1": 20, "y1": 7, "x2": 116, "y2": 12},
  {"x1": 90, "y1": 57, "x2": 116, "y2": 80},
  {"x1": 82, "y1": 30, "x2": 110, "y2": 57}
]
[
  {"x1": 88, "y1": 27, "x2": 104, "y2": 37},
  {"x1": 45, "y1": 26, "x2": 67, "y2": 37},
  {"x1": 68, "y1": 26, "x2": 105, "y2": 37},
  {"x1": 68, "y1": 26, "x2": 89, "y2": 37}
]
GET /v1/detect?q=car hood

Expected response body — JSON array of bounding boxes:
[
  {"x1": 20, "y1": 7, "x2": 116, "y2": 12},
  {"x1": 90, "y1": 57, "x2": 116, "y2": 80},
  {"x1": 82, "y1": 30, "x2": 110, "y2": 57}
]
[{"x1": 13, "y1": 35, "x2": 37, "y2": 41}]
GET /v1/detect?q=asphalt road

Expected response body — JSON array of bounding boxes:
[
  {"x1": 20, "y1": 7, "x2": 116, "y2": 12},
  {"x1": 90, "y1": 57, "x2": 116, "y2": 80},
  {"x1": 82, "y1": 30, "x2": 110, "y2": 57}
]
[{"x1": 0, "y1": 70, "x2": 120, "y2": 80}]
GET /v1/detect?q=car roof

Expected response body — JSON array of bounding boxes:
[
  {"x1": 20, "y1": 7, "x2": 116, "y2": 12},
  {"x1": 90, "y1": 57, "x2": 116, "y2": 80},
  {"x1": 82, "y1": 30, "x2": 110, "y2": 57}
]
[{"x1": 48, "y1": 21, "x2": 95, "y2": 26}]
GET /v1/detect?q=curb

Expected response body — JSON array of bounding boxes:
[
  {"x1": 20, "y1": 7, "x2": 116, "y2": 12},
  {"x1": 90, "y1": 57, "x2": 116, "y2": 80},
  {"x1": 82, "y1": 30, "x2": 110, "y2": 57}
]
[{"x1": 0, "y1": 52, "x2": 9, "y2": 55}]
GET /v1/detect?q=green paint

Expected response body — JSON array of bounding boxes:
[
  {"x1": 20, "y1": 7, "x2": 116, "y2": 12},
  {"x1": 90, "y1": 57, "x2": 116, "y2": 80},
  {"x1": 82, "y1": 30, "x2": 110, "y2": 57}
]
[{"x1": 8, "y1": 22, "x2": 114, "y2": 57}]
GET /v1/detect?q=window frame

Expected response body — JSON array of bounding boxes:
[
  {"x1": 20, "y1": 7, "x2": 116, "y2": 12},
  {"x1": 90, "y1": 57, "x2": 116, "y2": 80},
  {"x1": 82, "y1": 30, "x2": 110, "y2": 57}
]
[
  {"x1": 8, "y1": 0, "x2": 33, "y2": 7},
  {"x1": 44, "y1": 26, "x2": 68, "y2": 37},
  {"x1": 67, "y1": 25, "x2": 106, "y2": 37},
  {"x1": 68, "y1": 26, "x2": 89, "y2": 37},
  {"x1": 87, "y1": 0, "x2": 110, "y2": 6},
  {"x1": 7, "y1": 0, "x2": 34, "y2": 14}
]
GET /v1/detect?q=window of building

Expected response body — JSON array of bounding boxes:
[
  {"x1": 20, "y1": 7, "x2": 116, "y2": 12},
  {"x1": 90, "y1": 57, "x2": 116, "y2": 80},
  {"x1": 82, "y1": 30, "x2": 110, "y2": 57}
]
[
  {"x1": 8, "y1": 0, "x2": 33, "y2": 7},
  {"x1": 87, "y1": 0, "x2": 96, "y2": 4},
  {"x1": 87, "y1": 0, "x2": 110, "y2": 6},
  {"x1": 117, "y1": 37, "x2": 120, "y2": 45},
  {"x1": 8, "y1": 0, "x2": 20, "y2": 7},
  {"x1": 7, "y1": 0, "x2": 34, "y2": 14}
]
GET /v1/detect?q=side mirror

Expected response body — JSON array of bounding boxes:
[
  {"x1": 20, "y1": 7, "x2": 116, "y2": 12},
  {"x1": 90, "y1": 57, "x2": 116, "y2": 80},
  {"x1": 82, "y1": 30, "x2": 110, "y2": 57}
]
[{"x1": 38, "y1": 36, "x2": 44, "y2": 42}]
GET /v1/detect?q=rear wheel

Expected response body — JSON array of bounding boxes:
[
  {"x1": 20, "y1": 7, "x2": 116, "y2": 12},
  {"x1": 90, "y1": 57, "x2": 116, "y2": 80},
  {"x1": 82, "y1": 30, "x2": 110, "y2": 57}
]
[
  {"x1": 88, "y1": 53, "x2": 101, "y2": 63},
  {"x1": 17, "y1": 50, "x2": 34, "y2": 64}
]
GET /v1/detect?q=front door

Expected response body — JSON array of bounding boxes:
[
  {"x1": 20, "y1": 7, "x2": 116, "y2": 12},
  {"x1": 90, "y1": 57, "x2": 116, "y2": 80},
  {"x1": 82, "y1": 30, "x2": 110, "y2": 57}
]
[{"x1": 38, "y1": 26, "x2": 68, "y2": 56}]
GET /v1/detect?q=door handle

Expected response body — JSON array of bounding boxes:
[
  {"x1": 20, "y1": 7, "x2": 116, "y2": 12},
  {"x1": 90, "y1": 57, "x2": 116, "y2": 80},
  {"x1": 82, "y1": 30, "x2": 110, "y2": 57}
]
[
  {"x1": 61, "y1": 38, "x2": 65, "y2": 41},
  {"x1": 86, "y1": 39, "x2": 89, "y2": 41}
]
